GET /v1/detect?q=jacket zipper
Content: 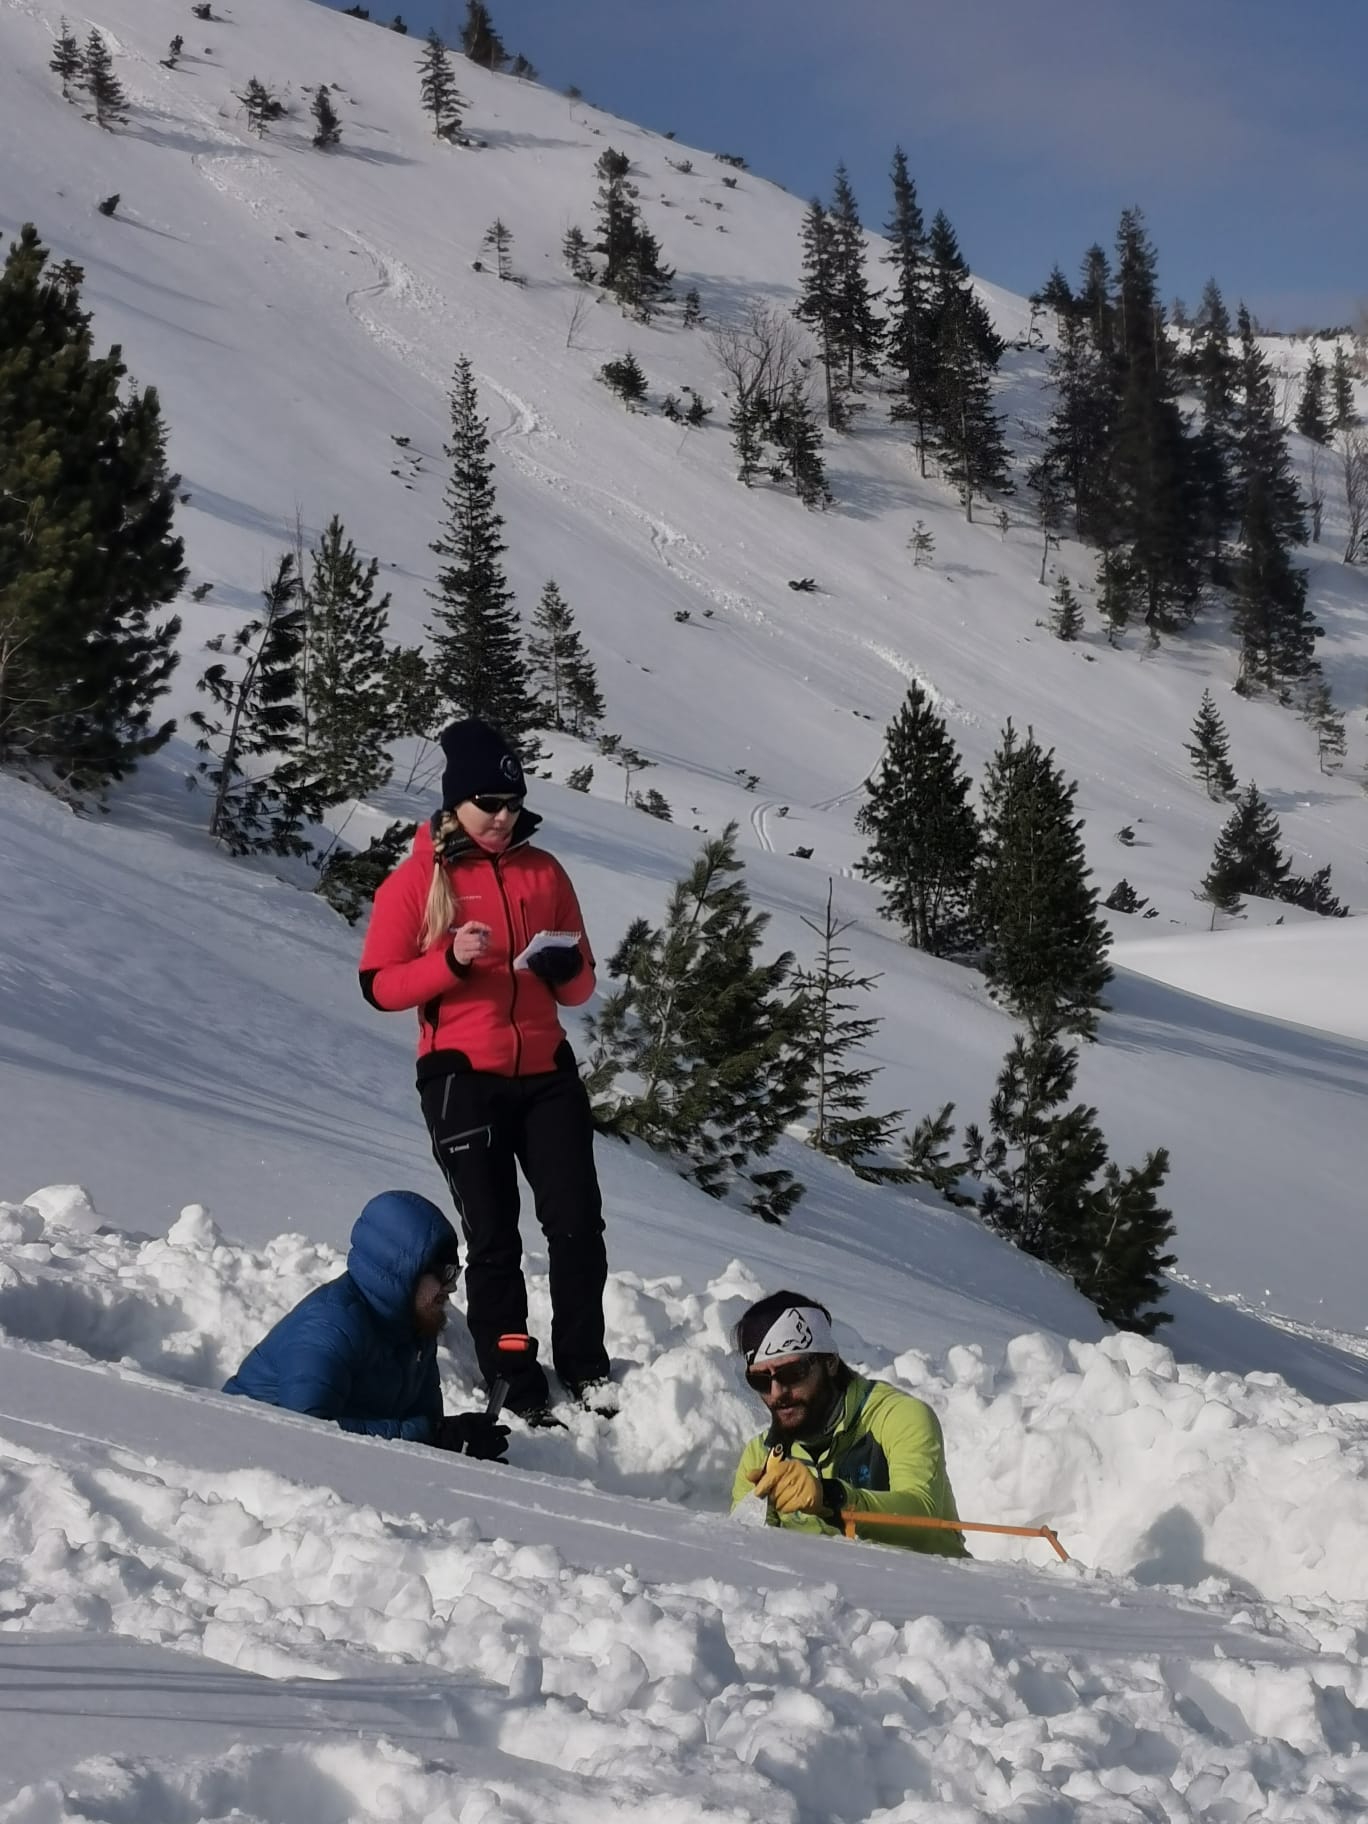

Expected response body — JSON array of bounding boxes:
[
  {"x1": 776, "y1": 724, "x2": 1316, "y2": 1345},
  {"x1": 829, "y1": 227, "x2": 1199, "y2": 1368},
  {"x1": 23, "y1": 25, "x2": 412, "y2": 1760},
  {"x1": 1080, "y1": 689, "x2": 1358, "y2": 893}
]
[{"x1": 491, "y1": 855, "x2": 522, "y2": 1075}]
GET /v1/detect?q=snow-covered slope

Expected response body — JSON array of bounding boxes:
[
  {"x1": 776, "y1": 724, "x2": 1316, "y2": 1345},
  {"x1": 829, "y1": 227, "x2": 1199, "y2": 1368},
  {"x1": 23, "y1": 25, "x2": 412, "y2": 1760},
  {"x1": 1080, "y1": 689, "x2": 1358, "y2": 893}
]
[
  {"x1": 4, "y1": 0, "x2": 1368, "y2": 1815},
  {"x1": 2, "y1": 0, "x2": 1366, "y2": 1330}
]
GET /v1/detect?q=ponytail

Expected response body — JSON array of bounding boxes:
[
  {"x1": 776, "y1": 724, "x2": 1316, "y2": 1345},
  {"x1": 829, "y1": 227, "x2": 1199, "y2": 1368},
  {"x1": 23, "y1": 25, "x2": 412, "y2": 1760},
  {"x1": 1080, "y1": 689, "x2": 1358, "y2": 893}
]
[{"x1": 420, "y1": 812, "x2": 462, "y2": 950}]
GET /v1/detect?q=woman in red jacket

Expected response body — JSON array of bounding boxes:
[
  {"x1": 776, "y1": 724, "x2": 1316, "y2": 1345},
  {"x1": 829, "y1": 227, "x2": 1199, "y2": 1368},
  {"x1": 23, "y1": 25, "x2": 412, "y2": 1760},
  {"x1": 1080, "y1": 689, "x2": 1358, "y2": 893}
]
[{"x1": 359, "y1": 718, "x2": 610, "y2": 1422}]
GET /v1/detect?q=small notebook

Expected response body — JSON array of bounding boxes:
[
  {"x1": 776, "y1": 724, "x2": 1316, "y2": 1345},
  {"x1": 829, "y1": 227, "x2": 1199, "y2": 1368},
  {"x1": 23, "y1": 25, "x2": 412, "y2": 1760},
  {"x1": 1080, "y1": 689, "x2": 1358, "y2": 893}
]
[{"x1": 513, "y1": 930, "x2": 582, "y2": 970}]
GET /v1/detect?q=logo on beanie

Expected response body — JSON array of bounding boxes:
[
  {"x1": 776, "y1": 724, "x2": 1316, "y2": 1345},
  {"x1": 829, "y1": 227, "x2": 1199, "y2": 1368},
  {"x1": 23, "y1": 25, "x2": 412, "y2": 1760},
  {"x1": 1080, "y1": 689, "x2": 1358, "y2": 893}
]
[{"x1": 501, "y1": 754, "x2": 522, "y2": 784}]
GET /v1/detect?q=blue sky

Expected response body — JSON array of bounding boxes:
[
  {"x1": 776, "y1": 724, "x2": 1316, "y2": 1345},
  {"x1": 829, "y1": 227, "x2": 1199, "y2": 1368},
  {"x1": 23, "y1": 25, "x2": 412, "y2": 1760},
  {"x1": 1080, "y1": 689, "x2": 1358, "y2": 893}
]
[{"x1": 361, "y1": 0, "x2": 1364, "y2": 330}]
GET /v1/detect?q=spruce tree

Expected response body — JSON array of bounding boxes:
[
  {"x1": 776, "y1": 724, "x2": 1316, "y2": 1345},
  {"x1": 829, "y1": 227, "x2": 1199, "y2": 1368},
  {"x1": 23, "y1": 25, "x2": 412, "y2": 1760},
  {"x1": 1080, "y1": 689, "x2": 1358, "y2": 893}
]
[
  {"x1": 1033, "y1": 264, "x2": 1076, "y2": 319},
  {"x1": 615, "y1": 220, "x2": 675, "y2": 321},
  {"x1": 1302, "y1": 676, "x2": 1346, "y2": 773},
  {"x1": 883, "y1": 147, "x2": 935, "y2": 476},
  {"x1": 1097, "y1": 550, "x2": 1141, "y2": 643},
  {"x1": 527, "y1": 580, "x2": 602, "y2": 734},
  {"x1": 190, "y1": 555, "x2": 319, "y2": 855},
  {"x1": 975, "y1": 722, "x2": 1112, "y2": 1038},
  {"x1": 1035, "y1": 309, "x2": 1117, "y2": 547},
  {"x1": 634, "y1": 786, "x2": 672, "y2": 821},
  {"x1": 1076, "y1": 243, "x2": 1114, "y2": 349},
  {"x1": 237, "y1": 78, "x2": 279, "y2": 137},
  {"x1": 562, "y1": 225, "x2": 593, "y2": 283},
  {"x1": 311, "y1": 84, "x2": 342, "y2": 148},
  {"x1": 965, "y1": 1027, "x2": 1174, "y2": 1333},
  {"x1": 828, "y1": 163, "x2": 882, "y2": 389},
  {"x1": 1235, "y1": 488, "x2": 1317, "y2": 687},
  {"x1": 794, "y1": 199, "x2": 842, "y2": 428},
  {"x1": 1233, "y1": 306, "x2": 1306, "y2": 547},
  {"x1": 302, "y1": 516, "x2": 393, "y2": 804},
  {"x1": 789, "y1": 881, "x2": 909, "y2": 1183},
  {"x1": 681, "y1": 287, "x2": 703, "y2": 328},
  {"x1": 773, "y1": 378, "x2": 830, "y2": 508},
  {"x1": 1294, "y1": 349, "x2": 1330, "y2": 443},
  {"x1": 934, "y1": 282, "x2": 1012, "y2": 520},
  {"x1": 1107, "y1": 210, "x2": 1201, "y2": 632},
  {"x1": 383, "y1": 643, "x2": 438, "y2": 745},
  {"x1": 426, "y1": 356, "x2": 539, "y2": 751},
  {"x1": 82, "y1": 30, "x2": 127, "y2": 127},
  {"x1": 927, "y1": 211, "x2": 1003, "y2": 366},
  {"x1": 1049, "y1": 575, "x2": 1084, "y2": 640},
  {"x1": 590, "y1": 152, "x2": 672, "y2": 318},
  {"x1": 901, "y1": 1103, "x2": 974, "y2": 1206},
  {"x1": 600, "y1": 351, "x2": 647, "y2": 405},
  {"x1": 418, "y1": 29, "x2": 462, "y2": 139},
  {"x1": 1232, "y1": 307, "x2": 1314, "y2": 690},
  {"x1": 316, "y1": 818, "x2": 417, "y2": 923},
  {"x1": 593, "y1": 149, "x2": 638, "y2": 291},
  {"x1": 1330, "y1": 345, "x2": 1358, "y2": 432},
  {"x1": 50, "y1": 21, "x2": 83, "y2": 99},
  {"x1": 1202, "y1": 783, "x2": 1288, "y2": 917},
  {"x1": 1279, "y1": 862, "x2": 1347, "y2": 918},
  {"x1": 1186, "y1": 279, "x2": 1240, "y2": 580},
  {"x1": 1103, "y1": 879, "x2": 1148, "y2": 914},
  {"x1": 729, "y1": 388, "x2": 764, "y2": 485},
  {"x1": 1081, "y1": 1149, "x2": 1175, "y2": 1333},
  {"x1": 1185, "y1": 689, "x2": 1237, "y2": 799},
  {"x1": 968, "y1": 1027, "x2": 1108, "y2": 1273},
  {"x1": 461, "y1": 0, "x2": 508, "y2": 68},
  {"x1": 855, "y1": 681, "x2": 979, "y2": 954},
  {"x1": 0, "y1": 226, "x2": 185, "y2": 787},
  {"x1": 926, "y1": 213, "x2": 1010, "y2": 520},
  {"x1": 585, "y1": 824, "x2": 814, "y2": 1222},
  {"x1": 482, "y1": 219, "x2": 513, "y2": 280}
]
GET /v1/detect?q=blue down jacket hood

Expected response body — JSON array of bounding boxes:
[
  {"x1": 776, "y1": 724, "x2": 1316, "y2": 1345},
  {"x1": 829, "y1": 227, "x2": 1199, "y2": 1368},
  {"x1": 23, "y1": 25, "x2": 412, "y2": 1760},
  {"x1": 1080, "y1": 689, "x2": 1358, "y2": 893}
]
[
  {"x1": 223, "y1": 1190, "x2": 459, "y2": 1442},
  {"x1": 346, "y1": 1189, "x2": 460, "y2": 1326}
]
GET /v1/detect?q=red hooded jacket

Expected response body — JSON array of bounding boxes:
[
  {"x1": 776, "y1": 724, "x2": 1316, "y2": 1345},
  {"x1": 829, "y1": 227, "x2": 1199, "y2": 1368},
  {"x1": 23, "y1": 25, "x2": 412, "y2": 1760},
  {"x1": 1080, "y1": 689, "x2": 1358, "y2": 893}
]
[{"x1": 359, "y1": 815, "x2": 595, "y2": 1079}]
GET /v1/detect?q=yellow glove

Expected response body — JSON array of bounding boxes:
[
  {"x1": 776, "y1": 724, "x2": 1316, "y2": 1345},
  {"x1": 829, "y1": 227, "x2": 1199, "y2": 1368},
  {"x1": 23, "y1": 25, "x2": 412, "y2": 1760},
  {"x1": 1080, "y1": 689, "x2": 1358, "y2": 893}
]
[{"x1": 747, "y1": 1454, "x2": 825, "y2": 1517}]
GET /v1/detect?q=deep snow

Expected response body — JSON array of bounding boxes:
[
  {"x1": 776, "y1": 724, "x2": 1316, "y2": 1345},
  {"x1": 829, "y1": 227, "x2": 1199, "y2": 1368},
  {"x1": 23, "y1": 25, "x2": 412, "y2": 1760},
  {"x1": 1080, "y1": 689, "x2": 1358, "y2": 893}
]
[{"x1": 3, "y1": 0, "x2": 1368, "y2": 1815}]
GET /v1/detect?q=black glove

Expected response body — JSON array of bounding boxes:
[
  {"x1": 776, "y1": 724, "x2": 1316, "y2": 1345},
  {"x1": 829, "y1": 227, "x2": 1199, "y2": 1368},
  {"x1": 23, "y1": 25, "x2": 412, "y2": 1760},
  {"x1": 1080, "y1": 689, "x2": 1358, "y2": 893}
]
[
  {"x1": 435, "y1": 1412, "x2": 510, "y2": 1462},
  {"x1": 526, "y1": 945, "x2": 583, "y2": 988}
]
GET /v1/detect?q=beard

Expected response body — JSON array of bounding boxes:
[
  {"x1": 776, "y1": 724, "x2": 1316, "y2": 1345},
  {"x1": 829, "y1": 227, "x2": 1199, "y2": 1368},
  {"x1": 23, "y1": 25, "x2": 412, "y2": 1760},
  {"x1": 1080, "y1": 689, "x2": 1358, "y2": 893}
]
[
  {"x1": 767, "y1": 1363, "x2": 838, "y2": 1441},
  {"x1": 413, "y1": 1300, "x2": 449, "y2": 1339}
]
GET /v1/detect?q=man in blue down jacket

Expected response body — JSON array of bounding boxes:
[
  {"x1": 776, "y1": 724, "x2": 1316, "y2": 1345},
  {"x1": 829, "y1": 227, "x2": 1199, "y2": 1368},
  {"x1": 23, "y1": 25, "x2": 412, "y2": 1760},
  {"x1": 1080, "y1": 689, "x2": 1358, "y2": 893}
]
[{"x1": 224, "y1": 1189, "x2": 507, "y2": 1459}]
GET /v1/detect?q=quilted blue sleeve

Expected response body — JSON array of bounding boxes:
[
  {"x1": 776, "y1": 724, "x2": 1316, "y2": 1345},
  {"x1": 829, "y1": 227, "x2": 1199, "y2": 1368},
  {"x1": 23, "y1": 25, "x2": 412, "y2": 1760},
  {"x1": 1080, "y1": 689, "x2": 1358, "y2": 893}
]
[
  {"x1": 412, "y1": 1349, "x2": 443, "y2": 1433},
  {"x1": 272, "y1": 1309, "x2": 434, "y2": 1442}
]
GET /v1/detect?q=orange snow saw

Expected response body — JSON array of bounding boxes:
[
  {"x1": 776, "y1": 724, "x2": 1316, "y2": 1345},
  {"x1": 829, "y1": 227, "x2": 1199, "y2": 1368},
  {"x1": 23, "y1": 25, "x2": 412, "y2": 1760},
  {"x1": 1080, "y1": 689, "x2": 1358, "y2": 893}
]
[
  {"x1": 485, "y1": 1333, "x2": 536, "y2": 1421},
  {"x1": 838, "y1": 1510, "x2": 1070, "y2": 1561},
  {"x1": 763, "y1": 1444, "x2": 1071, "y2": 1561}
]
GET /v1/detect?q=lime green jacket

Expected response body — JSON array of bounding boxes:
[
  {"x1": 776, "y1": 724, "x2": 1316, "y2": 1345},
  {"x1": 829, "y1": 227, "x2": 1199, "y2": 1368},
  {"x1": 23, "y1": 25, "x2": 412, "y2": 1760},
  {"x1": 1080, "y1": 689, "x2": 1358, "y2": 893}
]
[{"x1": 730, "y1": 1374, "x2": 966, "y2": 1555}]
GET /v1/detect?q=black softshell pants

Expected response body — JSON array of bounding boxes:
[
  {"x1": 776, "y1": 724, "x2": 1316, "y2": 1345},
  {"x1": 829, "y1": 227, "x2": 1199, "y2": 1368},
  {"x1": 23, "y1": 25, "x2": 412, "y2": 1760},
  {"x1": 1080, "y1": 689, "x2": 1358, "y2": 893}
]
[{"x1": 420, "y1": 1055, "x2": 609, "y2": 1410}]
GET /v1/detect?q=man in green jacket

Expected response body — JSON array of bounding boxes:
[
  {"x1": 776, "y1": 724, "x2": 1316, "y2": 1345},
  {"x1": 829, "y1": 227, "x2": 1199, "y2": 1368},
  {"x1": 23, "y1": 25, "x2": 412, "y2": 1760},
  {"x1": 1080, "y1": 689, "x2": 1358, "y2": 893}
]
[{"x1": 731, "y1": 1289, "x2": 966, "y2": 1556}]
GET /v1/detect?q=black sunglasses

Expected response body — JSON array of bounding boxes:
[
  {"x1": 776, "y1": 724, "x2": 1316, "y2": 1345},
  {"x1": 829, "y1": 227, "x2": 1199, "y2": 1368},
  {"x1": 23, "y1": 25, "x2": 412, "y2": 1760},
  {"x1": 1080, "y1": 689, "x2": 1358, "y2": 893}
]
[
  {"x1": 469, "y1": 793, "x2": 524, "y2": 815},
  {"x1": 746, "y1": 1358, "x2": 820, "y2": 1395}
]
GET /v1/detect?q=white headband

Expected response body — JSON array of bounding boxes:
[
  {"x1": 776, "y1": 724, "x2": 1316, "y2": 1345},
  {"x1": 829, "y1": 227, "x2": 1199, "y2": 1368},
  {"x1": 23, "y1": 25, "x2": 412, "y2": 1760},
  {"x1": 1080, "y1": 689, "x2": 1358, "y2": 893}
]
[{"x1": 747, "y1": 1305, "x2": 837, "y2": 1367}]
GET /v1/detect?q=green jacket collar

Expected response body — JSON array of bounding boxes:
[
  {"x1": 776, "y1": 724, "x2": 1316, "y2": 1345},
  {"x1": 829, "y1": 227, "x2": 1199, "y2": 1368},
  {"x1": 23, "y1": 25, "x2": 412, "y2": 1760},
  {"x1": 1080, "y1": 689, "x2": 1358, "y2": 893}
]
[{"x1": 773, "y1": 1373, "x2": 874, "y2": 1465}]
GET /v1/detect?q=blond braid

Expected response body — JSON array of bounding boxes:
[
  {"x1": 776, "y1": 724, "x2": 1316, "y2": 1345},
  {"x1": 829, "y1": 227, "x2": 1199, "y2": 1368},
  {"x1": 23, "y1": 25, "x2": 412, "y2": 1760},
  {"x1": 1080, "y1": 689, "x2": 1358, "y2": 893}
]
[{"x1": 420, "y1": 812, "x2": 462, "y2": 951}]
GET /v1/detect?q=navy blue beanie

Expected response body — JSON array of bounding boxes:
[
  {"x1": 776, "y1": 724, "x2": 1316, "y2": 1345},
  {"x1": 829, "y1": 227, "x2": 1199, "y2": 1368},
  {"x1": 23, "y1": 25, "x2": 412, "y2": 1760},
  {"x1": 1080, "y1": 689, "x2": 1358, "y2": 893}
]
[{"x1": 439, "y1": 719, "x2": 525, "y2": 809}]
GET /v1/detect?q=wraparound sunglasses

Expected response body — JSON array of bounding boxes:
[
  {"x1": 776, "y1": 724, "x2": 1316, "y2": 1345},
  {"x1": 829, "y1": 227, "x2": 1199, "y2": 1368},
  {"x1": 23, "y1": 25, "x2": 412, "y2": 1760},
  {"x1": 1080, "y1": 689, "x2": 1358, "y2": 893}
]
[{"x1": 746, "y1": 1358, "x2": 821, "y2": 1394}]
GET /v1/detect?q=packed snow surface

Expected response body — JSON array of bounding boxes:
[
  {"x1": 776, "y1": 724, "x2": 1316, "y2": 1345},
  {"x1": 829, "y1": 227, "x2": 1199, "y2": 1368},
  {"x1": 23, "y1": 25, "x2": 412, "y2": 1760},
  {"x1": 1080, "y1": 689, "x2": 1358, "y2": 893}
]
[
  {"x1": 3, "y1": 1186, "x2": 1368, "y2": 1821},
  {"x1": 3, "y1": 0, "x2": 1368, "y2": 1814}
]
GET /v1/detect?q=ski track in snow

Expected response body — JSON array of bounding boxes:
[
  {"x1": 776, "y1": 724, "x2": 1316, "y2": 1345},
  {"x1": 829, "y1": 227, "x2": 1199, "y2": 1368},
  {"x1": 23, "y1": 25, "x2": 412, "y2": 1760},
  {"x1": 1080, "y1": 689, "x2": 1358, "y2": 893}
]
[
  {"x1": 483, "y1": 375, "x2": 778, "y2": 636},
  {"x1": 340, "y1": 230, "x2": 436, "y2": 378}
]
